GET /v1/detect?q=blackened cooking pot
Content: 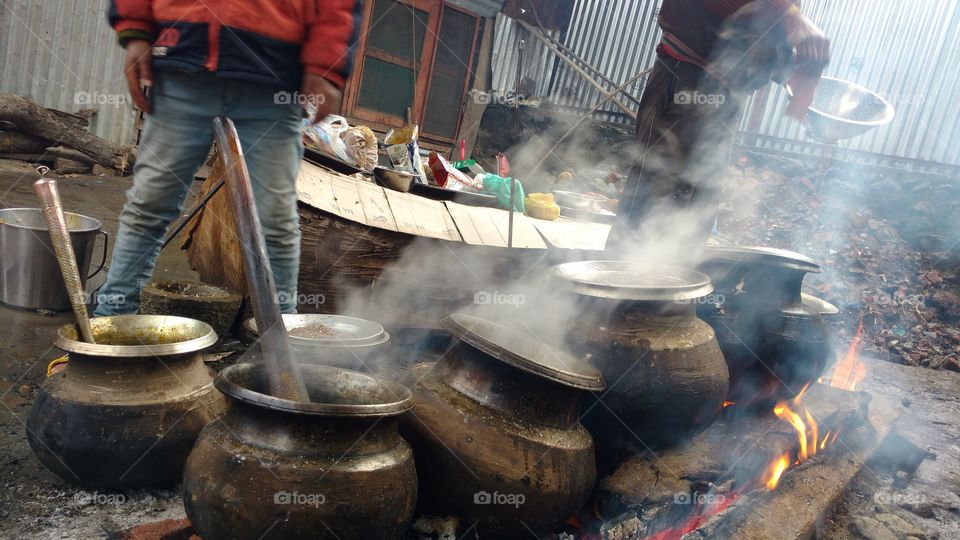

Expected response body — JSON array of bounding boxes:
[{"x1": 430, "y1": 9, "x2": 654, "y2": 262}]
[
  {"x1": 183, "y1": 362, "x2": 417, "y2": 540},
  {"x1": 551, "y1": 261, "x2": 729, "y2": 453},
  {"x1": 400, "y1": 312, "x2": 605, "y2": 537}
]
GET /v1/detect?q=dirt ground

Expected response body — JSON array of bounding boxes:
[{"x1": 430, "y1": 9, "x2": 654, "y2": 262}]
[{"x1": 1, "y1": 165, "x2": 959, "y2": 539}]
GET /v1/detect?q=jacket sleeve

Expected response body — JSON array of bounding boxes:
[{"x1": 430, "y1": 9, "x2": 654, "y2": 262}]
[
  {"x1": 702, "y1": 0, "x2": 796, "y2": 19},
  {"x1": 301, "y1": 0, "x2": 363, "y2": 88},
  {"x1": 107, "y1": 0, "x2": 157, "y2": 46}
]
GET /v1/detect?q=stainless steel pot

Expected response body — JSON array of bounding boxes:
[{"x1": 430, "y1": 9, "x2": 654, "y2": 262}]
[{"x1": 0, "y1": 208, "x2": 107, "y2": 311}]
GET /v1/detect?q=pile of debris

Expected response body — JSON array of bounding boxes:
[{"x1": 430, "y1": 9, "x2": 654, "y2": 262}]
[
  {"x1": 0, "y1": 94, "x2": 135, "y2": 175},
  {"x1": 719, "y1": 152, "x2": 960, "y2": 371}
]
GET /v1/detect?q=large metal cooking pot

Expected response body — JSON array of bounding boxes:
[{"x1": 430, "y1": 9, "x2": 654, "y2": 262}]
[
  {"x1": 26, "y1": 315, "x2": 223, "y2": 488},
  {"x1": 697, "y1": 245, "x2": 835, "y2": 408},
  {"x1": 0, "y1": 208, "x2": 107, "y2": 310},
  {"x1": 788, "y1": 77, "x2": 895, "y2": 143},
  {"x1": 401, "y1": 312, "x2": 605, "y2": 536},
  {"x1": 551, "y1": 261, "x2": 729, "y2": 454},
  {"x1": 183, "y1": 362, "x2": 417, "y2": 540}
]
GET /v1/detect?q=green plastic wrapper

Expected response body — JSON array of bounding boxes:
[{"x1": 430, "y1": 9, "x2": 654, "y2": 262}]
[{"x1": 481, "y1": 174, "x2": 525, "y2": 212}]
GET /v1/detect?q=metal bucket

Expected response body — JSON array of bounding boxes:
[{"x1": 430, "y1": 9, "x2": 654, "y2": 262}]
[{"x1": 0, "y1": 208, "x2": 107, "y2": 311}]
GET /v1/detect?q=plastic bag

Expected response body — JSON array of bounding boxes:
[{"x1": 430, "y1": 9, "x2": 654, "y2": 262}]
[
  {"x1": 303, "y1": 115, "x2": 353, "y2": 164},
  {"x1": 385, "y1": 125, "x2": 427, "y2": 182},
  {"x1": 480, "y1": 174, "x2": 525, "y2": 212},
  {"x1": 341, "y1": 125, "x2": 378, "y2": 172},
  {"x1": 428, "y1": 152, "x2": 483, "y2": 191}
]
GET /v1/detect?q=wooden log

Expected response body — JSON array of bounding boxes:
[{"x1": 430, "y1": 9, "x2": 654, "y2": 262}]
[
  {"x1": 0, "y1": 94, "x2": 135, "y2": 171},
  {"x1": 0, "y1": 131, "x2": 51, "y2": 154}
]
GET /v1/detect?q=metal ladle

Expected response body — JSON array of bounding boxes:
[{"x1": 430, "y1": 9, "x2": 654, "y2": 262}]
[{"x1": 33, "y1": 168, "x2": 96, "y2": 343}]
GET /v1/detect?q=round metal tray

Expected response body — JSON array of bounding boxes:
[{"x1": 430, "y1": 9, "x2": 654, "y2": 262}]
[
  {"x1": 703, "y1": 245, "x2": 820, "y2": 273},
  {"x1": 244, "y1": 314, "x2": 387, "y2": 347},
  {"x1": 550, "y1": 261, "x2": 714, "y2": 302},
  {"x1": 441, "y1": 312, "x2": 605, "y2": 391}
]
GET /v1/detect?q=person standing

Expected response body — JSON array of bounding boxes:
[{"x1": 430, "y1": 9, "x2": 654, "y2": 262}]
[
  {"x1": 95, "y1": 0, "x2": 361, "y2": 316},
  {"x1": 608, "y1": 0, "x2": 830, "y2": 256}
]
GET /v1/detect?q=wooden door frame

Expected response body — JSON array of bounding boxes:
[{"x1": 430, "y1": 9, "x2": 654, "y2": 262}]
[
  {"x1": 343, "y1": 0, "x2": 442, "y2": 129},
  {"x1": 419, "y1": 2, "x2": 481, "y2": 144}
]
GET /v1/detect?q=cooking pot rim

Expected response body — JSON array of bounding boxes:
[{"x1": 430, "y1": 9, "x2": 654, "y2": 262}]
[
  {"x1": 549, "y1": 261, "x2": 714, "y2": 302},
  {"x1": 702, "y1": 245, "x2": 820, "y2": 273},
  {"x1": 215, "y1": 362, "x2": 413, "y2": 416},
  {"x1": 0, "y1": 207, "x2": 102, "y2": 233},
  {"x1": 243, "y1": 314, "x2": 387, "y2": 346},
  {"x1": 55, "y1": 315, "x2": 217, "y2": 357}
]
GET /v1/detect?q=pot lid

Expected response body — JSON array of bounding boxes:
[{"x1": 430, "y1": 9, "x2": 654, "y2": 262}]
[
  {"x1": 244, "y1": 314, "x2": 386, "y2": 346},
  {"x1": 441, "y1": 312, "x2": 605, "y2": 391},
  {"x1": 549, "y1": 261, "x2": 714, "y2": 302},
  {"x1": 801, "y1": 293, "x2": 839, "y2": 316},
  {"x1": 703, "y1": 245, "x2": 820, "y2": 273}
]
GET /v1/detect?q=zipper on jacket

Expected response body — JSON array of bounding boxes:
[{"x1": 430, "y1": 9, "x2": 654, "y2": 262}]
[{"x1": 205, "y1": 0, "x2": 222, "y2": 71}]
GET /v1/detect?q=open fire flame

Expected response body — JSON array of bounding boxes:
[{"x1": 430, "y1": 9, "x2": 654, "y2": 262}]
[
  {"x1": 826, "y1": 316, "x2": 866, "y2": 391},
  {"x1": 571, "y1": 327, "x2": 868, "y2": 539}
]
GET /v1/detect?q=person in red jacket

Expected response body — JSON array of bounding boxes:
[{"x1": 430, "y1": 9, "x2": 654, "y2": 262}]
[
  {"x1": 607, "y1": 0, "x2": 829, "y2": 259},
  {"x1": 95, "y1": 0, "x2": 362, "y2": 316}
]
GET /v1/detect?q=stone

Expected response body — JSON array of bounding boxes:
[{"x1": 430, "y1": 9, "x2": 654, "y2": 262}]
[{"x1": 850, "y1": 516, "x2": 897, "y2": 540}]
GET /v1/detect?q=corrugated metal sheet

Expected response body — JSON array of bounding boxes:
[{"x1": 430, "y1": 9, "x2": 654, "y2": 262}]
[
  {"x1": 741, "y1": 0, "x2": 960, "y2": 166},
  {"x1": 0, "y1": 0, "x2": 136, "y2": 145},
  {"x1": 494, "y1": 0, "x2": 960, "y2": 167},
  {"x1": 491, "y1": 12, "x2": 558, "y2": 97}
]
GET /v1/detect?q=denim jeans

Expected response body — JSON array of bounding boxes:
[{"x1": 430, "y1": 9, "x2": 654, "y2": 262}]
[{"x1": 94, "y1": 70, "x2": 303, "y2": 316}]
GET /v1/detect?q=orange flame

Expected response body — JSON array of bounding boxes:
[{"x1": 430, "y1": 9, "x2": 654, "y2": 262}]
[
  {"x1": 763, "y1": 454, "x2": 790, "y2": 490},
  {"x1": 722, "y1": 400, "x2": 736, "y2": 408},
  {"x1": 829, "y1": 317, "x2": 867, "y2": 390}
]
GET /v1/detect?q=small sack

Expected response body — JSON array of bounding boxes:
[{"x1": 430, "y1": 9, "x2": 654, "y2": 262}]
[{"x1": 341, "y1": 125, "x2": 378, "y2": 171}]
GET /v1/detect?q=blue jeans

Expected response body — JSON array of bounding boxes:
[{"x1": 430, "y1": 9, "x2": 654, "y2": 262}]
[{"x1": 94, "y1": 70, "x2": 303, "y2": 316}]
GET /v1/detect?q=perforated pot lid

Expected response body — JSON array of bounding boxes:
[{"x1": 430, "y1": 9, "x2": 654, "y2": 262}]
[
  {"x1": 441, "y1": 313, "x2": 605, "y2": 391},
  {"x1": 549, "y1": 261, "x2": 714, "y2": 302},
  {"x1": 703, "y1": 245, "x2": 820, "y2": 273}
]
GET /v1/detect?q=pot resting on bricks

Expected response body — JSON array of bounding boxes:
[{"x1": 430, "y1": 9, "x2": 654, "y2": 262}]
[
  {"x1": 183, "y1": 362, "x2": 417, "y2": 540},
  {"x1": 696, "y1": 245, "x2": 835, "y2": 408},
  {"x1": 26, "y1": 315, "x2": 224, "y2": 488},
  {"x1": 550, "y1": 261, "x2": 730, "y2": 456},
  {"x1": 400, "y1": 312, "x2": 606, "y2": 537}
]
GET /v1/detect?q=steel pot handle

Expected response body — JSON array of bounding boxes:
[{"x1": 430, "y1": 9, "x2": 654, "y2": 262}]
[{"x1": 88, "y1": 230, "x2": 109, "y2": 279}]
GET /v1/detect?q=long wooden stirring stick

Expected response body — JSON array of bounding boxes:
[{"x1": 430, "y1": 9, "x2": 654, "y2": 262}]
[
  {"x1": 34, "y1": 172, "x2": 96, "y2": 343},
  {"x1": 212, "y1": 116, "x2": 309, "y2": 402}
]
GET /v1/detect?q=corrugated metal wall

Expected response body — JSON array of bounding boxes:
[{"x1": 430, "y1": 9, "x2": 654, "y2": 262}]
[
  {"x1": 493, "y1": 0, "x2": 960, "y2": 167},
  {"x1": 0, "y1": 0, "x2": 135, "y2": 144},
  {"x1": 491, "y1": 13, "x2": 558, "y2": 97}
]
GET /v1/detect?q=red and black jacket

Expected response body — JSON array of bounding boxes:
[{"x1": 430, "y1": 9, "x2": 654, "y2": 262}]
[{"x1": 108, "y1": 0, "x2": 362, "y2": 90}]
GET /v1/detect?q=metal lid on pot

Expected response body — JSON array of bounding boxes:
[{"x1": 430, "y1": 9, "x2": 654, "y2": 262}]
[
  {"x1": 801, "y1": 293, "x2": 839, "y2": 316},
  {"x1": 441, "y1": 312, "x2": 605, "y2": 391},
  {"x1": 703, "y1": 245, "x2": 820, "y2": 273},
  {"x1": 244, "y1": 314, "x2": 387, "y2": 347},
  {"x1": 549, "y1": 261, "x2": 714, "y2": 302}
]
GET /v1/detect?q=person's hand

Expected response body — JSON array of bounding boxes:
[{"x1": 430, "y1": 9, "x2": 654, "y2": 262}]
[
  {"x1": 123, "y1": 39, "x2": 154, "y2": 113},
  {"x1": 783, "y1": 9, "x2": 830, "y2": 69},
  {"x1": 782, "y1": 9, "x2": 830, "y2": 120},
  {"x1": 301, "y1": 73, "x2": 342, "y2": 125}
]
